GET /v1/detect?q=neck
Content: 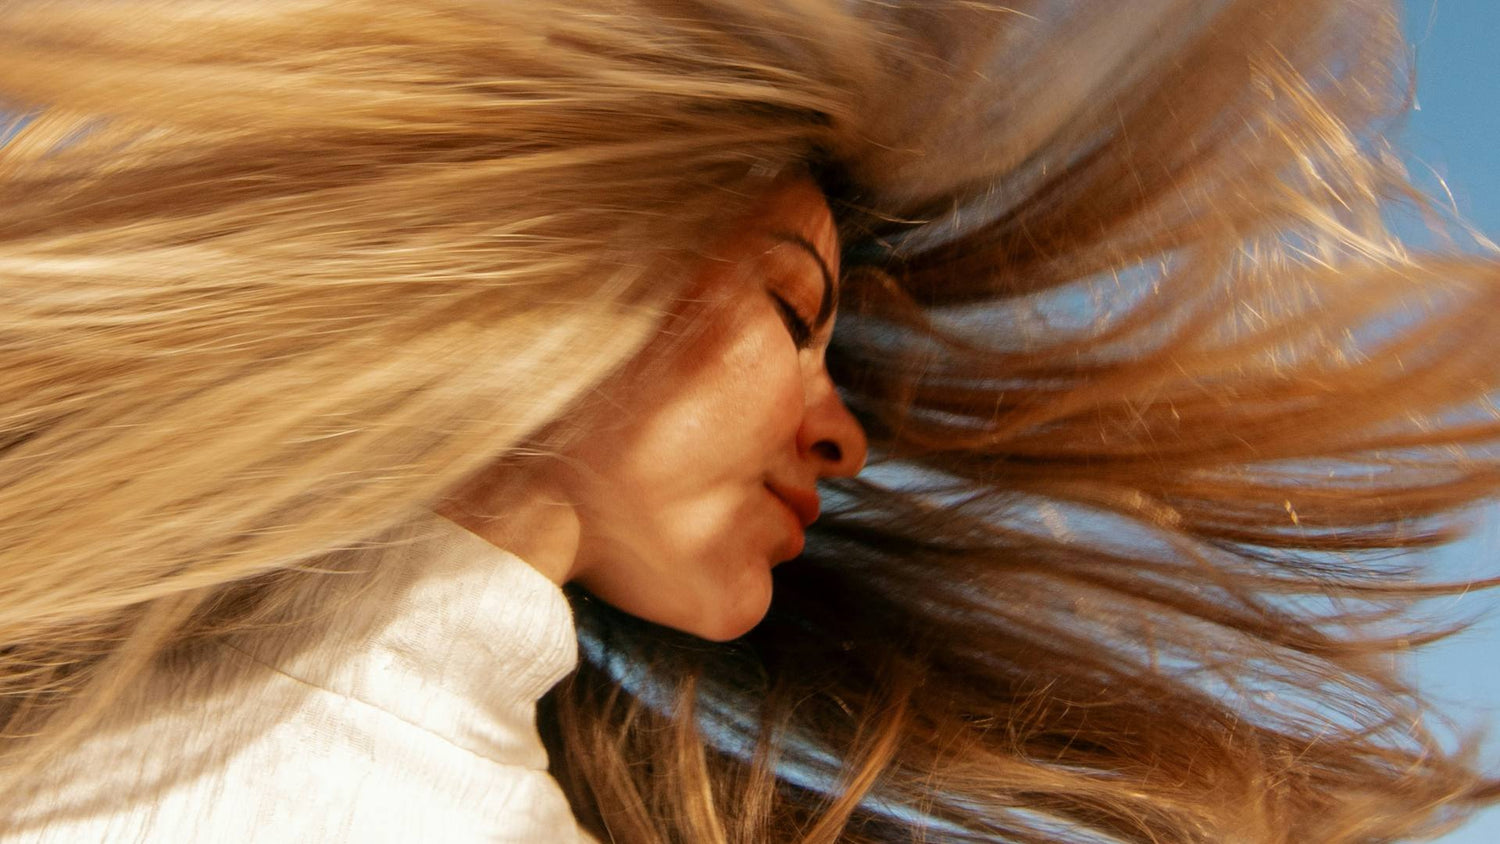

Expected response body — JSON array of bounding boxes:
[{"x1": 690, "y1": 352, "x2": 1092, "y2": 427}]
[{"x1": 432, "y1": 477, "x2": 582, "y2": 585}]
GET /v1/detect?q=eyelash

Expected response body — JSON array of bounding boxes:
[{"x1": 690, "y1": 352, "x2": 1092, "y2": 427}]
[{"x1": 771, "y1": 294, "x2": 815, "y2": 349}]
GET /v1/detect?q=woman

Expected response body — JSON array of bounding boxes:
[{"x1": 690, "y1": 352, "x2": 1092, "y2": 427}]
[{"x1": 2, "y1": 0, "x2": 1498, "y2": 841}]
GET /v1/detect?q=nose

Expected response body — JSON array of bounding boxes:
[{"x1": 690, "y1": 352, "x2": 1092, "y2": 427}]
[{"x1": 798, "y1": 372, "x2": 868, "y2": 477}]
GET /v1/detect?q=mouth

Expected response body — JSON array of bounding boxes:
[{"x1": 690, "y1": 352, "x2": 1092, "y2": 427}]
[
  {"x1": 764, "y1": 482, "x2": 820, "y2": 562},
  {"x1": 765, "y1": 482, "x2": 821, "y2": 529}
]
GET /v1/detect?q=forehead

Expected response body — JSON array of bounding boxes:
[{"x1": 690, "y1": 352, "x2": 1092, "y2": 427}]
[{"x1": 735, "y1": 175, "x2": 839, "y2": 275}]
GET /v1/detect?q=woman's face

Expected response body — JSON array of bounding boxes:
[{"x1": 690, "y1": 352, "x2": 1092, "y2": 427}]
[{"x1": 556, "y1": 175, "x2": 867, "y2": 641}]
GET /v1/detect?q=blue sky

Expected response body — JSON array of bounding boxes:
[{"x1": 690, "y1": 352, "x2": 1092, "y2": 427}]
[{"x1": 1399, "y1": 1, "x2": 1500, "y2": 841}]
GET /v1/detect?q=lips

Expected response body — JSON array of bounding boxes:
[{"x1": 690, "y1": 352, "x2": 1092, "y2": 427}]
[{"x1": 766, "y1": 482, "x2": 821, "y2": 529}]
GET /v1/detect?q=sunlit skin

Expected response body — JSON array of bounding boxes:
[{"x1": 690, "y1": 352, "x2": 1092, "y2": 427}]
[{"x1": 436, "y1": 176, "x2": 867, "y2": 641}]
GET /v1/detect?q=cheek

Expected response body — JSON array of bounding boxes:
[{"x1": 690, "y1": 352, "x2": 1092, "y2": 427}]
[
  {"x1": 611, "y1": 293, "x2": 804, "y2": 473},
  {"x1": 559, "y1": 300, "x2": 809, "y2": 638},
  {"x1": 693, "y1": 313, "x2": 806, "y2": 454},
  {"x1": 565, "y1": 297, "x2": 805, "y2": 528}
]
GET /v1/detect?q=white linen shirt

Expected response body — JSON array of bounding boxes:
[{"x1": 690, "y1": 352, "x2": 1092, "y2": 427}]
[{"x1": 4, "y1": 510, "x2": 597, "y2": 843}]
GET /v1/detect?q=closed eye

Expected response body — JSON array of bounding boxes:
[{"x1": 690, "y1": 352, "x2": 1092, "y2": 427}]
[
  {"x1": 772, "y1": 293, "x2": 814, "y2": 349},
  {"x1": 770, "y1": 231, "x2": 836, "y2": 330}
]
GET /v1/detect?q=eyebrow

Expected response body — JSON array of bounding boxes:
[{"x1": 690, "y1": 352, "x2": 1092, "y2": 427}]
[{"x1": 770, "y1": 231, "x2": 837, "y2": 328}]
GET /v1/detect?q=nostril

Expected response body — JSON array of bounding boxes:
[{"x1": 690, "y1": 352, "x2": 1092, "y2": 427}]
[{"x1": 811, "y1": 440, "x2": 843, "y2": 464}]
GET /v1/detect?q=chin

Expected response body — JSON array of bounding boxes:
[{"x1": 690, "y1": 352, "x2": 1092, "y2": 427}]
[
  {"x1": 690, "y1": 609, "x2": 767, "y2": 642},
  {"x1": 582, "y1": 545, "x2": 779, "y2": 642},
  {"x1": 673, "y1": 562, "x2": 777, "y2": 642}
]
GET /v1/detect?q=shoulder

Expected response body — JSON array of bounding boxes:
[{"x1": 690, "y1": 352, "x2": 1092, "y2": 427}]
[
  {"x1": 4, "y1": 512, "x2": 591, "y2": 843},
  {"x1": 7, "y1": 651, "x2": 590, "y2": 843}
]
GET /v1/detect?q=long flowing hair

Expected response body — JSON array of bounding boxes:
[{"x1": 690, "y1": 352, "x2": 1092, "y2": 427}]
[{"x1": 2, "y1": 1, "x2": 1499, "y2": 841}]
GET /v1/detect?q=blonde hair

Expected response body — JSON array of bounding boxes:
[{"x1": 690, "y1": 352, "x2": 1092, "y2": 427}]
[{"x1": 2, "y1": 0, "x2": 1498, "y2": 841}]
